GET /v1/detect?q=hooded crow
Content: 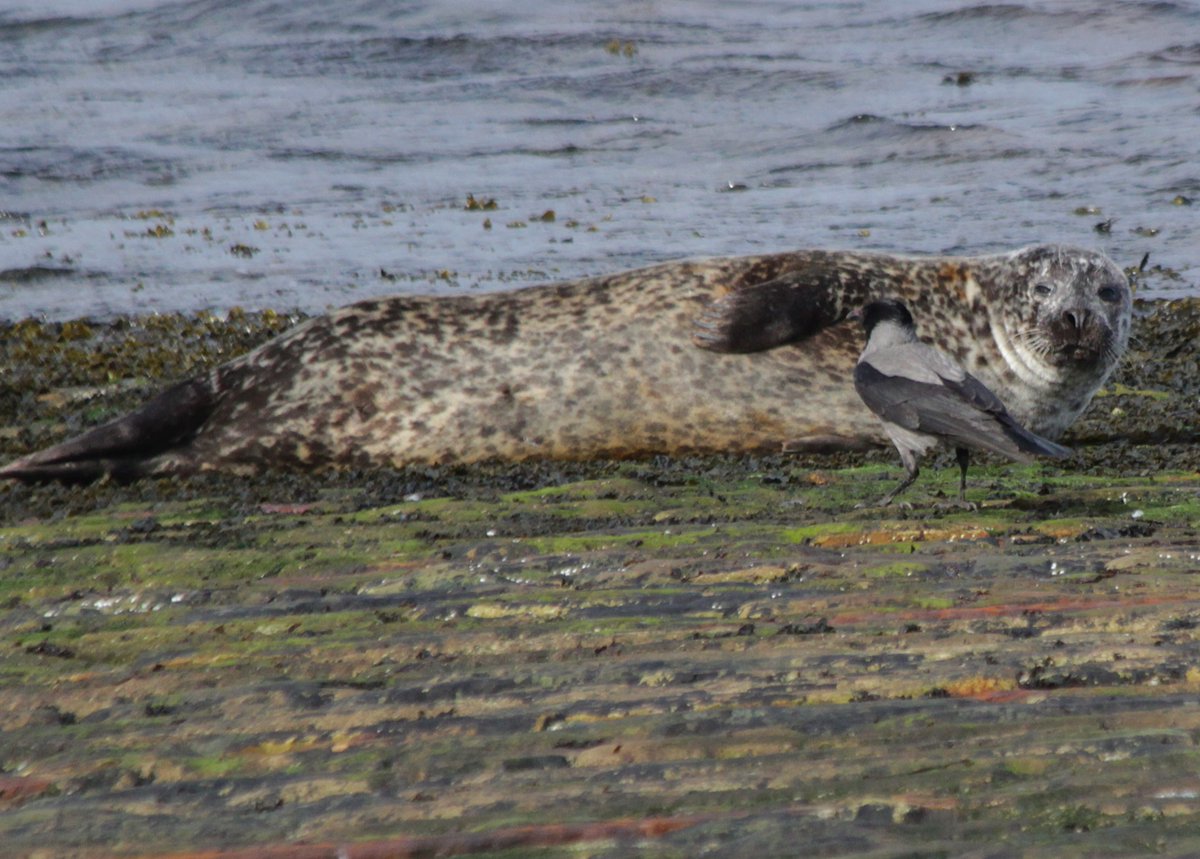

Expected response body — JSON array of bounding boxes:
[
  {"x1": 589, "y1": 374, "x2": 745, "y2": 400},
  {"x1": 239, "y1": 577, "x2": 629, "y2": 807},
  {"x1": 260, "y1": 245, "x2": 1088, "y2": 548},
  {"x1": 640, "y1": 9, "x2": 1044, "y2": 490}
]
[{"x1": 853, "y1": 299, "x2": 1071, "y2": 506}]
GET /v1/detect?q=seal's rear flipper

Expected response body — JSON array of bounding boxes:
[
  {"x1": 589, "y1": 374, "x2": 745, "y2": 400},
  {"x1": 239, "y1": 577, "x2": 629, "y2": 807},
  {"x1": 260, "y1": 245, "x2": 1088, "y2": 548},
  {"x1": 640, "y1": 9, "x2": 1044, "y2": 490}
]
[{"x1": 0, "y1": 377, "x2": 215, "y2": 484}]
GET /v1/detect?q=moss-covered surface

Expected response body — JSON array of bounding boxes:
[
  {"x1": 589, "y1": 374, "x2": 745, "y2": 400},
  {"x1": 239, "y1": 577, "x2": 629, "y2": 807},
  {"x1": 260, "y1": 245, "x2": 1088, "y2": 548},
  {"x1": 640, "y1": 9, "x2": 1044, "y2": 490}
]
[{"x1": 2, "y1": 298, "x2": 1200, "y2": 857}]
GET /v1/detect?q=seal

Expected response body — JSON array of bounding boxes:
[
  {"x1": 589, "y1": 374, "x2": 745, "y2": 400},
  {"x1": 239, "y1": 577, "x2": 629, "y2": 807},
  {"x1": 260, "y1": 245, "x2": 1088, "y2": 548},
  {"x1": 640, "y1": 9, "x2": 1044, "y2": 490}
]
[{"x1": 0, "y1": 243, "x2": 1131, "y2": 482}]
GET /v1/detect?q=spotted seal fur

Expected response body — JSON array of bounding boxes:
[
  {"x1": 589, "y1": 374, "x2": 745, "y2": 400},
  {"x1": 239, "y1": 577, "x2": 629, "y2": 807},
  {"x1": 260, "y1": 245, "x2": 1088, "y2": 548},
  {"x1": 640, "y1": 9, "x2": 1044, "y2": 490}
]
[{"x1": 0, "y1": 244, "x2": 1130, "y2": 482}]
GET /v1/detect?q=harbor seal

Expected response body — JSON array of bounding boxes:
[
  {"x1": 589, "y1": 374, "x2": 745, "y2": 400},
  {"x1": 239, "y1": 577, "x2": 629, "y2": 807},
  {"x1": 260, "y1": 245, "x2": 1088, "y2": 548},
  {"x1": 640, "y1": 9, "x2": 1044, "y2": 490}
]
[{"x1": 0, "y1": 243, "x2": 1130, "y2": 482}]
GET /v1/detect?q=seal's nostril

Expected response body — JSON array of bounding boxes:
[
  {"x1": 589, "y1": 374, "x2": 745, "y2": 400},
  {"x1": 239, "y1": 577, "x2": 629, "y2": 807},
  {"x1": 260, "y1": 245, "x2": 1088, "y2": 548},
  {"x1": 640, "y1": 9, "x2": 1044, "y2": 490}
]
[{"x1": 1063, "y1": 309, "x2": 1090, "y2": 330}]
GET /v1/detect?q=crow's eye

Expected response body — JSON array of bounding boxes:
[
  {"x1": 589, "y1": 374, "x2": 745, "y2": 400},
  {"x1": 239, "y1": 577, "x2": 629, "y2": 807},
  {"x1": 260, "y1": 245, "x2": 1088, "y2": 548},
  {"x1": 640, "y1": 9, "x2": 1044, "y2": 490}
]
[
  {"x1": 1098, "y1": 285, "x2": 1122, "y2": 303},
  {"x1": 1034, "y1": 283, "x2": 1053, "y2": 296}
]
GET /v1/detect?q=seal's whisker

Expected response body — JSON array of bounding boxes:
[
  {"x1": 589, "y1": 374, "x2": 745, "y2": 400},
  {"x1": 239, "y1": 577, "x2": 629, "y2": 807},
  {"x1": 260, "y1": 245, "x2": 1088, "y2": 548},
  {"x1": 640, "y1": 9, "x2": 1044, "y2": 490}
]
[{"x1": 1011, "y1": 327, "x2": 1054, "y2": 358}]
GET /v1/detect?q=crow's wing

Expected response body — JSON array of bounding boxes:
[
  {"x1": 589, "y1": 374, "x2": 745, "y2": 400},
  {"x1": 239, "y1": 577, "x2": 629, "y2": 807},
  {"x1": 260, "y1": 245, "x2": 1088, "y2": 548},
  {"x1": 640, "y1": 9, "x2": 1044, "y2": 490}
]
[{"x1": 853, "y1": 357, "x2": 1061, "y2": 461}]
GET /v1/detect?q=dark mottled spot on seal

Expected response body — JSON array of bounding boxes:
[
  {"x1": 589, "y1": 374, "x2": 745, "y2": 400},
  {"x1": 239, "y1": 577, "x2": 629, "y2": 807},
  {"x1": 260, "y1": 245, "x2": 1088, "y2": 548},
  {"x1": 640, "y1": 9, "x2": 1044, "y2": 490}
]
[
  {"x1": 415, "y1": 313, "x2": 444, "y2": 342},
  {"x1": 484, "y1": 306, "x2": 521, "y2": 341},
  {"x1": 734, "y1": 258, "x2": 791, "y2": 289},
  {"x1": 351, "y1": 384, "x2": 380, "y2": 420},
  {"x1": 937, "y1": 262, "x2": 967, "y2": 296}
]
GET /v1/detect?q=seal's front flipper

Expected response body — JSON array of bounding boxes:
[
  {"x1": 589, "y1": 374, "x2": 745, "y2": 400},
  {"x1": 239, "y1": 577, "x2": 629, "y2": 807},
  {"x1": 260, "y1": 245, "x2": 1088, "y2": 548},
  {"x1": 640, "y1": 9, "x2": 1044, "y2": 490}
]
[
  {"x1": 692, "y1": 266, "x2": 861, "y2": 354},
  {"x1": 0, "y1": 377, "x2": 215, "y2": 484}
]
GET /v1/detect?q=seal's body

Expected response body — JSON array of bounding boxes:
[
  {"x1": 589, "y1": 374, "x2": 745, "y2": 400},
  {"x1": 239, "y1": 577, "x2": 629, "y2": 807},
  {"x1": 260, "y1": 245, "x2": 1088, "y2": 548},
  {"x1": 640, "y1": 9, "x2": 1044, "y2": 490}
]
[{"x1": 0, "y1": 244, "x2": 1131, "y2": 482}]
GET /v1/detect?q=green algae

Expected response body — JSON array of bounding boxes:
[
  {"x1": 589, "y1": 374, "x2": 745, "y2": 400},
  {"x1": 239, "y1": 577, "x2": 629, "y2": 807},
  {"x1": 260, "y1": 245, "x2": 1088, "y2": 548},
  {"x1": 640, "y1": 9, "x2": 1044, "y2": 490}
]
[
  {"x1": 517, "y1": 526, "x2": 717, "y2": 555},
  {"x1": 862, "y1": 560, "x2": 930, "y2": 578},
  {"x1": 778, "y1": 521, "x2": 862, "y2": 543},
  {"x1": 1094, "y1": 383, "x2": 1173, "y2": 401},
  {"x1": 185, "y1": 755, "x2": 247, "y2": 778},
  {"x1": 911, "y1": 596, "x2": 957, "y2": 610}
]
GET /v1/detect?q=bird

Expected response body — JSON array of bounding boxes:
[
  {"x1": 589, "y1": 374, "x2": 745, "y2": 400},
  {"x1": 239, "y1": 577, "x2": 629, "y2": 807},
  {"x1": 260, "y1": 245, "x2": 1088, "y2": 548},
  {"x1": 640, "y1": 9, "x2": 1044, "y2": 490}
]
[{"x1": 852, "y1": 299, "x2": 1071, "y2": 506}]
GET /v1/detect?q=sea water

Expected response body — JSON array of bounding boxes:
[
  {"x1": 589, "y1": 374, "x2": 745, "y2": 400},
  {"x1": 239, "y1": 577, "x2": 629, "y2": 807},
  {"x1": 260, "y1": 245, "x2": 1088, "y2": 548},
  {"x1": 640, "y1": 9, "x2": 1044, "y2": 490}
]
[{"x1": 0, "y1": 0, "x2": 1195, "y2": 320}]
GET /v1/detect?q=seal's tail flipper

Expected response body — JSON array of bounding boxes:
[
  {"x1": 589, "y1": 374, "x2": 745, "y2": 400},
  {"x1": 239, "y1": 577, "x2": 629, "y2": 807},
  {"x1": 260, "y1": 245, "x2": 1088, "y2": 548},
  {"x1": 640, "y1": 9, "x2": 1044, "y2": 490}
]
[{"x1": 0, "y1": 377, "x2": 215, "y2": 483}]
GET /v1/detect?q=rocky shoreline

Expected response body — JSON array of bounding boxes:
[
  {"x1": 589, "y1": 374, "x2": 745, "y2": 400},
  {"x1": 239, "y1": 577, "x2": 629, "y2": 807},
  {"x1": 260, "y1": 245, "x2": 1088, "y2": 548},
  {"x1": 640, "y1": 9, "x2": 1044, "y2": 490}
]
[{"x1": 1, "y1": 296, "x2": 1199, "y2": 856}]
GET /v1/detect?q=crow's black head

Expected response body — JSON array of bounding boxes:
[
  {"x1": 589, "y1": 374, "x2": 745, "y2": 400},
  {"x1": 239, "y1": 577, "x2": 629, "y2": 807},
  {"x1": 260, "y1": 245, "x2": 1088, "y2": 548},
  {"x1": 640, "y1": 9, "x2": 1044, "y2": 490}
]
[{"x1": 857, "y1": 299, "x2": 915, "y2": 336}]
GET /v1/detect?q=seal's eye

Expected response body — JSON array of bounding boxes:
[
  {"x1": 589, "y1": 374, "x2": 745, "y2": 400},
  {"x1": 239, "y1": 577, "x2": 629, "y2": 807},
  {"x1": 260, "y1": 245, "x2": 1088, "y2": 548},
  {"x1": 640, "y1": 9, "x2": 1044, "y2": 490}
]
[
  {"x1": 1034, "y1": 283, "x2": 1053, "y2": 296},
  {"x1": 1098, "y1": 285, "x2": 1122, "y2": 303}
]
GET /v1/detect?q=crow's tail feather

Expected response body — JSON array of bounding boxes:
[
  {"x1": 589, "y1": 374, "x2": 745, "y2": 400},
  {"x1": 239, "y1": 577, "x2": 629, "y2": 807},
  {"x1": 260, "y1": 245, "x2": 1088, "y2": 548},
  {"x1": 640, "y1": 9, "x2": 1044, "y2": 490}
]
[{"x1": 1003, "y1": 418, "x2": 1072, "y2": 460}]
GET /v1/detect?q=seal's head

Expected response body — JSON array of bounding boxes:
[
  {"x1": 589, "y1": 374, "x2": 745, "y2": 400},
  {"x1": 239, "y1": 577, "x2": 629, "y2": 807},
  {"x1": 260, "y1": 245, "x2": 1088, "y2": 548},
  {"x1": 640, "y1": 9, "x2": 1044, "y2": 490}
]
[{"x1": 995, "y1": 244, "x2": 1131, "y2": 384}]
